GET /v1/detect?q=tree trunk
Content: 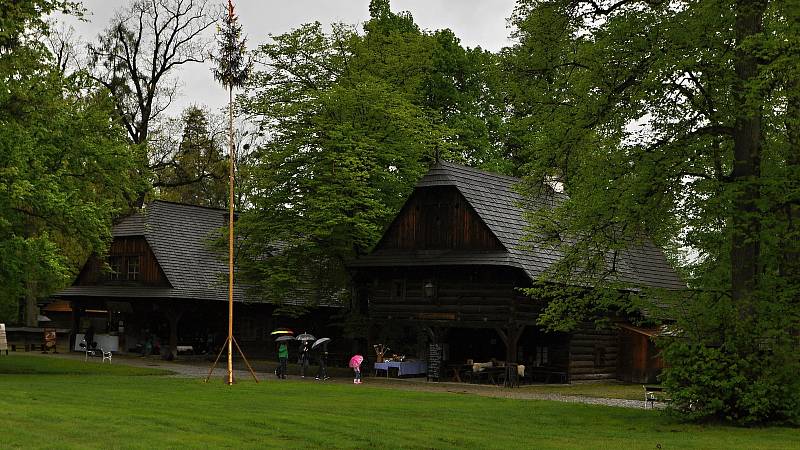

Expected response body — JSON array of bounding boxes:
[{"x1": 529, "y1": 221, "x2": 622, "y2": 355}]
[{"x1": 730, "y1": 0, "x2": 766, "y2": 320}]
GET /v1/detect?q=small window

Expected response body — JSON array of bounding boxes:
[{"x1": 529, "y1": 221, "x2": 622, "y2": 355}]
[
  {"x1": 108, "y1": 257, "x2": 121, "y2": 281},
  {"x1": 127, "y1": 256, "x2": 140, "y2": 281},
  {"x1": 534, "y1": 345, "x2": 548, "y2": 367}
]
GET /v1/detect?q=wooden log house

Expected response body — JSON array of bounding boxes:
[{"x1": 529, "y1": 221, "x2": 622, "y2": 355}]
[
  {"x1": 51, "y1": 201, "x2": 340, "y2": 359},
  {"x1": 349, "y1": 161, "x2": 684, "y2": 383}
]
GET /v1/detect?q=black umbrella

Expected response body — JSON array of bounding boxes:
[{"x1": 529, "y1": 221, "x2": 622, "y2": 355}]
[
  {"x1": 296, "y1": 333, "x2": 316, "y2": 342},
  {"x1": 311, "y1": 337, "x2": 331, "y2": 349},
  {"x1": 275, "y1": 335, "x2": 295, "y2": 342}
]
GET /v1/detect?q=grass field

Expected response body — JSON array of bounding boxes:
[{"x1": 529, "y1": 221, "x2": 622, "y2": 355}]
[
  {"x1": 519, "y1": 381, "x2": 654, "y2": 401},
  {"x1": 1, "y1": 355, "x2": 797, "y2": 449}
]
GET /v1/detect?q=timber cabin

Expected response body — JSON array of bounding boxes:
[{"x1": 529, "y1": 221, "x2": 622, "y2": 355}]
[
  {"x1": 49, "y1": 201, "x2": 340, "y2": 359},
  {"x1": 349, "y1": 161, "x2": 684, "y2": 383}
]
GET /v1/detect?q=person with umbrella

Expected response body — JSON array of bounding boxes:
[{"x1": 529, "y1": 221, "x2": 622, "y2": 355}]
[
  {"x1": 313, "y1": 338, "x2": 331, "y2": 381},
  {"x1": 349, "y1": 353, "x2": 364, "y2": 384},
  {"x1": 277, "y1": 341, "x2": 289, "y2": 379},
  {"x1": 273, "y1": 332, "x2": 294, "y2": 379},
  {"x1": 296, "y1": 333, "x2": 315, "y2": 378}
]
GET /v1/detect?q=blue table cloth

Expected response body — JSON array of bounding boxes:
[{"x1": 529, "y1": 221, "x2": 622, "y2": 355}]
[{"x1": 374, "y1": 360, "x2": 427, "y2": 377}]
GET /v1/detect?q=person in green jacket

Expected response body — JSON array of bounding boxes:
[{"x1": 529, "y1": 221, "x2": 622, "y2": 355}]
[{"x1": 277, "y1": 343, "x2": 289, "y2": 379}]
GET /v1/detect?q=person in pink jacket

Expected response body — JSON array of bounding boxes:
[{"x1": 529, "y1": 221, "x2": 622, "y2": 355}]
[{"x1": 349, "y1": 354, "x2": 364, "y2": 384}]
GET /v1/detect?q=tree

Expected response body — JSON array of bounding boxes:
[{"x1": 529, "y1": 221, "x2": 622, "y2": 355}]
[
  {"x1": 88, "y1": 0, "x2": 217, "y2": 200},
  {"x1": 0, "y1": 0, "x2": 148, "y2": 322},
  {"x1": 156, "y1": 106, "x2": 227, "y2": 207},
  {"x1": 237, "y1": 1, "x2": 506, "y2": 316},
  {"x1": 504, "y1": 0, "x2": 800, "y2": 424}
]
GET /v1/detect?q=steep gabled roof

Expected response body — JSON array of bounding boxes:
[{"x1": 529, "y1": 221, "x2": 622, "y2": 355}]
[
  {"x1": 58, "y1": 201, "x2": 243, "y2": 302},
  {"x1": 354, "y1": 160, "x2": 684, "y2": 291}
]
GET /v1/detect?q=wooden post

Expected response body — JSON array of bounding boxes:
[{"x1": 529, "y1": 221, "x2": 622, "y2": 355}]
[
  {"x1": 164, "y1": 305, "x2": 185, "y2": 360},
  {"x1": 501, "y1": 324, "x2": 525, "y2": 387},
  {"x1": 226, "y1": 80, "x2": 235, "y2": 385}
]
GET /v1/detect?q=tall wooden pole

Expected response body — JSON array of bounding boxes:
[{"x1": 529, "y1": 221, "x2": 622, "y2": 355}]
[{"x1": 227, "y1": 82, "x2": 235, "y2": 386}]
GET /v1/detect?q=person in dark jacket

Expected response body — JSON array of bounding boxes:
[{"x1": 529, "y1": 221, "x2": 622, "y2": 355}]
[
  {"x1": 315, "y1": 345, "x2": 329, "y2": 381},
  {"x1": 84, "y1": 325, "x2": 95, "y2": 350},
  {"x1": 298, "y1": 341, "x2": 311, "y2": 378}
]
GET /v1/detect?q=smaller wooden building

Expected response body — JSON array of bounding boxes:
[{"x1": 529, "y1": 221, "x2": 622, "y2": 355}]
[
  {"x1": 50, "y1": 201, "x2": 341, "y2": 359},
  {"x1": 616, "y1": 324, "x2": 664, "y2": 383},
  {"x1": 349, "y1": 161, "x2": 684, "y2": 383}
]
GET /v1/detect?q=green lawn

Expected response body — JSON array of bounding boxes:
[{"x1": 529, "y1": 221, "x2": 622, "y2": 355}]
[
  {"x1": 519, "y1": 381, "x2": 654, "y2": 401},
  {"x1": 0, "y1": 355, "x2": 797, "y2": 449}
]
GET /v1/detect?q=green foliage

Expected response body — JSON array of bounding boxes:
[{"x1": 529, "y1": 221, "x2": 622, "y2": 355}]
[
  {"x1": 0, "y1": 1, "x2": 147, "y2": 321},
  {"x1": 238, "y1": 2, "x2": 506, "y2": 314},
  {"x1": 211, "y1": 0, "x2": 252, "y2": 91},
  {"x1": 505, "y1": 0, "x2": 800, "y2": 423},
  {"x1": 0, "y1": 0, "x2": 80, "y2": 53},
  {"x1": 661, "y1": 341, "x2": 800, "y2": 425},
  {"x1": 156, "y1": 106, "x2": 227, "y2": 208}
]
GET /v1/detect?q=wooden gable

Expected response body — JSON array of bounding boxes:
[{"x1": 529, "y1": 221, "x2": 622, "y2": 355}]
[
  {"x1": 75, "y1": 236, "x2": 170, "y2": 286},
  {"x1": 376, "y1": 185, "x2": 504, "y2": 252}
]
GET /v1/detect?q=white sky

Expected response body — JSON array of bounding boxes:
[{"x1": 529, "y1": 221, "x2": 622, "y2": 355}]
[{"x1": 61, "y1": 0, "x2": 517, "y2": 117}]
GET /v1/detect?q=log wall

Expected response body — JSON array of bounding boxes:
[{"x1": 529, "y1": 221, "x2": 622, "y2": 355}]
[
  {"x1": 378, "y1": 186, "x2": 504, "y2": 251},
  {"x1": 568, "y1": 328, "x2": 619, "y2": 381},
  {"x1": 366, "y1": 266, "x2": 539, "y2": 326}
]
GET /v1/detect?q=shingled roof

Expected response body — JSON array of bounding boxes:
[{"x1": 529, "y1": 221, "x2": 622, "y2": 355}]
[
  {"x1": 351, "y1": 160, "x2": 685, "y2": 291},
  {"x1": 57, "y1": 201, "x2": 243, "y2": 302}
]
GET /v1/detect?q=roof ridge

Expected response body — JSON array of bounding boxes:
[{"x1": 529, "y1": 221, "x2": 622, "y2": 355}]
[
  {"x1": 436, "y1": 160, "x2": 521, "y2": 183},
  {"x1": 149, "y1": 199, "x2": 231, "y2": 212}
]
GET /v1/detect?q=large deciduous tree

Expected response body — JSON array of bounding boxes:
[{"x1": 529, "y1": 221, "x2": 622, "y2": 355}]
[
  {"x1": 505, "y1": 0, "x2": 800, "y2": 424},
  {"x1": 0, "y1": 0, "x2": 148, "y2": 322},
  {"x1": 88, "y1": 0, "x2": 216, "y2": 199}
]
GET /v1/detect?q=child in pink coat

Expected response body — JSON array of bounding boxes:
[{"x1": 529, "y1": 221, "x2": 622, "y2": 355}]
[{"x1": 349, "y1": 354, "x2": 364, "y2": 384}]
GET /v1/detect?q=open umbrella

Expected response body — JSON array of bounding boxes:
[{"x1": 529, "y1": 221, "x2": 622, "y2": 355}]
[
  {"x1": 349, "y1": 354, "x2": 364, "y2": 368},
  {"x1": 275, "y1": 335, "x2": 295, "y2": 342},
  {"x1": 270, "y1": 328, "x2": 294, "y2": 336},
  {"x1": 311, "y1": 337, "x2": 331, "y2": 349},
  {"x1": 296, "y1": 333, "x2": 315, "y2": 342}
]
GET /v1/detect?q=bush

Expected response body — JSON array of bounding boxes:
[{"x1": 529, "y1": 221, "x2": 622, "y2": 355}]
[{"x1": 661, "y1": 341, "x2": 800, "y2": 426}]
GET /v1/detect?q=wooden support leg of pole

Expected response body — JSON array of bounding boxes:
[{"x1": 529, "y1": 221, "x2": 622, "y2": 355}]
[{"x1": 204, "y1": 336, "x2": 229, "y2": 383}]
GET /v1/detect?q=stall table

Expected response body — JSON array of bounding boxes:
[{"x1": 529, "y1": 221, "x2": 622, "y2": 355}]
[{"x1": 374, "y1": 360, "x2": 427, "y2": 377}]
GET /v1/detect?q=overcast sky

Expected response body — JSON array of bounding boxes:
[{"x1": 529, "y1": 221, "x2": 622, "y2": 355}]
[{"x1": 62, "y1": 0, "x2": 518, "y2": 117}]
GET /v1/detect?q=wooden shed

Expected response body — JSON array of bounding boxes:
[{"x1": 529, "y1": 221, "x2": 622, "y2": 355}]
[
  {"x1": 616, "y1": 324, "x2": 664, "y2": 383},
  {"x1": 349, "y1": 161, "x2": 684, "y2": 382}
]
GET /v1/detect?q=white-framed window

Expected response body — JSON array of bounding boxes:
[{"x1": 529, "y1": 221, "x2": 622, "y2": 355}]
[
  {"x1": 127, "y1": 256, "x2": 140, "y2": 281},
  {"x1": 108, "y1": 256, "x2": 122, "y2": 281}
]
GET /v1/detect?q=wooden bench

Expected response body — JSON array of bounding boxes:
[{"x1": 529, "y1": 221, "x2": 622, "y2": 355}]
[
  {"x1": 643, "y1": 385, "x2": 665, "y2": 408},
  {"x1": 528, "y1": 367, "x2": 569, "y2": 384}
]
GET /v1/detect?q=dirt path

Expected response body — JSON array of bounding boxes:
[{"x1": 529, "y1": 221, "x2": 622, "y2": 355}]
[{"x1": 41, "y1": 352, "x2": 663, "y2": 409}]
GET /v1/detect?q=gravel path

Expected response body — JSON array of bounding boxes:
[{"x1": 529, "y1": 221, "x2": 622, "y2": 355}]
[{"x1": 41, "y1": 352, "x2": 664, "y2": 409}]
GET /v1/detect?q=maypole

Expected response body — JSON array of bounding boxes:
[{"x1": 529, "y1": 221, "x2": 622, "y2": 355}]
[{"x1": 205, "y1": 0, "x2": 255, "y2": 385}]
